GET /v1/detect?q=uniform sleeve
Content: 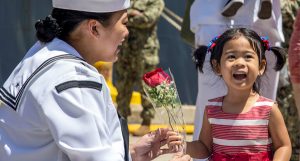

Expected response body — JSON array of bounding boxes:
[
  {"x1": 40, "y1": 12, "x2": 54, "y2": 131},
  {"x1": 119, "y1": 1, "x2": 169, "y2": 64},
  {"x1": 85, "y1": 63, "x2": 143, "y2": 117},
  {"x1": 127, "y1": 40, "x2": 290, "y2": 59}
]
[
  {"x1": 128, "y1": 0, "x2": 164, "y2": 29},
  {"x1": 40, "y1": 77, "x2": 125, "y2": 161}
]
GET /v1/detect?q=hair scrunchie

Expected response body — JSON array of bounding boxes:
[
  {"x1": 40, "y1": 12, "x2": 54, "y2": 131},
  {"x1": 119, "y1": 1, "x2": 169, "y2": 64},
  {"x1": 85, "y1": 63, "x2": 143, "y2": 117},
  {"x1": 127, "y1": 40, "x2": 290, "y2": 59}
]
[
  {"x1": 260, "y1": 36, "x2": 271, "y2": 51},
  {"x1": 207, "y1": 35, "x2": 220, "y2": 52}
]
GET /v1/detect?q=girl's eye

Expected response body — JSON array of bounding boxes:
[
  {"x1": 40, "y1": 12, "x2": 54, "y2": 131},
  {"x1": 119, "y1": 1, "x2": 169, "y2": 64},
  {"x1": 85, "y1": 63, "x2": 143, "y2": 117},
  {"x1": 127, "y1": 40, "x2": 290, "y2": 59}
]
[
  {"x1": 245, "y1": 54, "x2": 254, "y2": 60},
  {"x1": 226, "y1": 55, "x2": 235, "y2": 60}
]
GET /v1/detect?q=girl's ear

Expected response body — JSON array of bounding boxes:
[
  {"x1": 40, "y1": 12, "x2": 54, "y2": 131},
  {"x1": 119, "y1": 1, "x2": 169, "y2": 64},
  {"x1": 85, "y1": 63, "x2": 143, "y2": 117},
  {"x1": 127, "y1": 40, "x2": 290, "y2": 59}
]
[
  {"x1": 259, "y1": 59, "x2": 266, "y2": 75},
  {"x1": 212, "y1": 59, "x2": 221, "y2": 75}
]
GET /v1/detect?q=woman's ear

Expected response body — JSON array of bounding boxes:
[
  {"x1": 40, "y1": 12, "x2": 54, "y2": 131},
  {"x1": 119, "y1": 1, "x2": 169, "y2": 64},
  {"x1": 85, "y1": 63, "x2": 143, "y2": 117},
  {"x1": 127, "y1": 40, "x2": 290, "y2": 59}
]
[
  {"x1": 259, "y1": 59, "x2": 266, "y2": 75},
  {"x1": 87, "y1": 19, "x2": 101, "y2": 37},
  {"x1": 212, "y1": 59, "x2": 221, "y2": 75}
]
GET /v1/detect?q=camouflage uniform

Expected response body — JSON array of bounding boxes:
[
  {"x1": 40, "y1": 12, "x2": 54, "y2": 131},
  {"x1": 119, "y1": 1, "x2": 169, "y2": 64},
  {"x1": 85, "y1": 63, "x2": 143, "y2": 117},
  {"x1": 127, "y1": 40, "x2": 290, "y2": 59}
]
[
  {"x1": 281, "y1": 0, "x2": 300, "y2": 48},
  {"x1": 278, "y1": 1, "x2": 300, "y2": 160},
  {"x1": 115, "y1": 0, "x2": 164, "y2": 124}
]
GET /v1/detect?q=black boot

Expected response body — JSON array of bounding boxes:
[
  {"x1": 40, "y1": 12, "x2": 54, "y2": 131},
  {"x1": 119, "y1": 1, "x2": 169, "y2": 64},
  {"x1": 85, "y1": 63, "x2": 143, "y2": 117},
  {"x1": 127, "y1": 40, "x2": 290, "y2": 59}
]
[
  {"x1": 132, "y1": 119, "x2": 151, "y2": 136},
  {"x1": 258, "y1": 0, "x2": 272, "y2": 19},
  {"x1": 221, "y1": 0, "x2": 244, "y2": 17}
]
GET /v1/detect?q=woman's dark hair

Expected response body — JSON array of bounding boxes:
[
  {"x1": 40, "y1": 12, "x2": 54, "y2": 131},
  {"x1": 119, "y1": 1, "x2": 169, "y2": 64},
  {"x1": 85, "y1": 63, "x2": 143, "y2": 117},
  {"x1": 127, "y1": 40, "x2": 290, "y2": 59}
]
[
  {"x1": 193, "y1": 28, "x2": 287, "y2": 93},
  {"x1": 35, "y1": 8, "x2": 115, "y2": 43}
]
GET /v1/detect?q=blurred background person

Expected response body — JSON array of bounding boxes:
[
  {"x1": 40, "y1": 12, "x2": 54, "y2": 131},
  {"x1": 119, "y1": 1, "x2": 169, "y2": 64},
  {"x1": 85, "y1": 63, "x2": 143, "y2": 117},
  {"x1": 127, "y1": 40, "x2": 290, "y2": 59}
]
[
  {"x1": 114, "y1": 0, "x2": 165, "y2": 136},
  {"x1": 221, "y1": 0, "x2": 272, "y2": 19},
  {"x1": 287, "y1": 8, "x2": 300, "y2": 161},
  {"x1": 289, "y1": 8, "x2": 300, "y2": 119},
  {"x1": 280, "y1": 1, "x2": 300, "y2": 160}
]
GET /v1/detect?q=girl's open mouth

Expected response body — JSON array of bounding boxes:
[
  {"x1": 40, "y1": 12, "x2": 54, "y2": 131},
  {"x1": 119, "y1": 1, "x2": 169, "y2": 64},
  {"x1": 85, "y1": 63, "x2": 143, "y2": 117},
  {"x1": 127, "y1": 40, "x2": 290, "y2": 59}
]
[{"x1": 233, "y1": 73, "x2": 247, "y2": 80}]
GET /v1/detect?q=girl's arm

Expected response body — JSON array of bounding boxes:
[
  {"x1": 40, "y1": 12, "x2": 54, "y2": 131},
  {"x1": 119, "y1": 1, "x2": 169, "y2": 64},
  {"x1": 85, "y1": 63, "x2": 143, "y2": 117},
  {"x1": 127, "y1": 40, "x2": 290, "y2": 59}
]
[
  {"x1": 186, "y1": 109, "x2": 212, "y2": 159},
  {"x1": 269, "y1": 103, "x2": 292, "y2": 161}
]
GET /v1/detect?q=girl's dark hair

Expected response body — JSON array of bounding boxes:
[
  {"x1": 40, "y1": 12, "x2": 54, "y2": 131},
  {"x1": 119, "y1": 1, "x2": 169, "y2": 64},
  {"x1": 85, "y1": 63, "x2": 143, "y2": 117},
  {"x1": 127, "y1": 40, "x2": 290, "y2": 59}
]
[
  {"x1": 35, "y1": 8, "x2": 115, "y2": 43},
  {"x1": 193, "y1": 28, "x2": 287, "y2": 93},
  {"x1": 193, "y1": 45, "x2": 208, "y2": 73}
]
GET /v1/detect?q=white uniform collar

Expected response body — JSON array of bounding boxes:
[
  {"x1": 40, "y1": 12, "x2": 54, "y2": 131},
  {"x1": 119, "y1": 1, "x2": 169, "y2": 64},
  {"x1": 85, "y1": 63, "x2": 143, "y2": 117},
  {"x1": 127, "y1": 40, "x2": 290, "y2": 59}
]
[{"x1": 47, "y1": 38, "x2": 83, "y2": 59}]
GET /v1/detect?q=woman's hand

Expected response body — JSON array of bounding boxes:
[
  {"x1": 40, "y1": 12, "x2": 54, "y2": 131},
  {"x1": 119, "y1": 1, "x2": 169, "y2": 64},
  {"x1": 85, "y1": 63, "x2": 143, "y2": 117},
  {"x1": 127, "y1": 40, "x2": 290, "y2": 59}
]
[
  {"x1": 170, "y1": 152, "x2": 192, "y2": 161},
  {"x1": 166, "y1": 130, "x2": 184, "y2": 153},
  {"x1": 130, "y1": 128, "x2": 184, "y2": 161},
  {"x1": 128, "y1": 9, "x2": 142, "y2": 17}
]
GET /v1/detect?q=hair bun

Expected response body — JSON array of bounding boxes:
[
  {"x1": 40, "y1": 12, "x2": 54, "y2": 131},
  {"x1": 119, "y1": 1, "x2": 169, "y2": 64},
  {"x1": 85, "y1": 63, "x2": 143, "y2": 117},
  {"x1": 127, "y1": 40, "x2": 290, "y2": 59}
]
[{"x1": 35, "y1": 15, "x2": 60, "y2": 43}]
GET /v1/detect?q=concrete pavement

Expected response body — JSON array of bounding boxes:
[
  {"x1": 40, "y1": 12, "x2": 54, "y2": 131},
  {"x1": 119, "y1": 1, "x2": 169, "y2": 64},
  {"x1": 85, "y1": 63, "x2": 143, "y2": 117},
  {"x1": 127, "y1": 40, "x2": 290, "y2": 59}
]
[{"x1": 127, "y1": 104, "x2": 196, "y2": 134}]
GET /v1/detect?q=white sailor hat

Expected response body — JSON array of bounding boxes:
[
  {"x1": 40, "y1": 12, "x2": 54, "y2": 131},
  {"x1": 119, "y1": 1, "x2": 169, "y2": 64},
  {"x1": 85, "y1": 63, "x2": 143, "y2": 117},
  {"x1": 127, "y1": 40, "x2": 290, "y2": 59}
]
[{"x1": 52, "y1": 0, "x2": 130, "y2": 13}]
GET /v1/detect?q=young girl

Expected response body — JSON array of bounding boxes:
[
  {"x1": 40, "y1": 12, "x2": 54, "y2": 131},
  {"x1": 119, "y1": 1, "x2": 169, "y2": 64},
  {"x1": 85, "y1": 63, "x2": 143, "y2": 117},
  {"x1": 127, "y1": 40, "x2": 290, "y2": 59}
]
[{"x1": 186, "y1": 28, "x2": 291, "y2": 160}]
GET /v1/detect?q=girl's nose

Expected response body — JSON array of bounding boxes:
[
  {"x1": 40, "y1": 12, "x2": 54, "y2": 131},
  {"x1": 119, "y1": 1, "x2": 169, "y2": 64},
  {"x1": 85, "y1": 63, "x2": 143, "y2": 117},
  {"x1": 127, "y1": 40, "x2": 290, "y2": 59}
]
[{"x1": 233, "y1": 58, "x2": 246, "y2": 68}]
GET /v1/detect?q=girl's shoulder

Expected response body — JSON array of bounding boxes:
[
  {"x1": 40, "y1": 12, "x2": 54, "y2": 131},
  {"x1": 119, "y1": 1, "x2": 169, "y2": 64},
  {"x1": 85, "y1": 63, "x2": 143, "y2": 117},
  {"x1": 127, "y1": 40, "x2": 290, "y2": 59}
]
[
  {"x1": 255, "y1": 96, "x2": 275, "y2": 107},
  {"x1": 207, "y1": 96, "x2": 224, "y2": 103},
  {"x1": 251, "y1": 96, "x2": 275, "y2": 119},
  {"x1": 257, "y1": 95, "x2": 274, "y2": 102},
  {"x1": 205, "y1": 96, "x2": 224, "y2": 113}
]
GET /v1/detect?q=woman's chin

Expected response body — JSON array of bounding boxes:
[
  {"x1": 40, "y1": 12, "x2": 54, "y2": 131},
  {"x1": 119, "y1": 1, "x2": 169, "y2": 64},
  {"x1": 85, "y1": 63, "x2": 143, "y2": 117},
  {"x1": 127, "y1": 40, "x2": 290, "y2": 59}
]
[
  {"x1": 112, "y1": 56, "x2": 118, "y2": 63},
  {"x1": 116, "y1": 48, "x2": 121, "y2": 55},
  {"x1": 113, "y1": 50, "x2": 120, "y2": 61},
  {"x1": 107, "y1": 54, "x2": 119, "y2": 63}
]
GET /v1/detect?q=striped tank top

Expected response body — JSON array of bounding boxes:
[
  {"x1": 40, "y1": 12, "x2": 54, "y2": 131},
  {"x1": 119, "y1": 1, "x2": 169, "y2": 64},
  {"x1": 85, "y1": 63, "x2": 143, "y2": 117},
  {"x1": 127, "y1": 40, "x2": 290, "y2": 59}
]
[{"x1": 206, "y1": 96, "x2": 274, "y2": 160}]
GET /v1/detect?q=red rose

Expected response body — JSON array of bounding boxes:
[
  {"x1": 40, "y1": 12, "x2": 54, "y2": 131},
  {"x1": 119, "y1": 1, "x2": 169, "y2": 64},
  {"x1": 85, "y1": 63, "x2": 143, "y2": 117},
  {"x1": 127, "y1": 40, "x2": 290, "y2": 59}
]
[{"x1": 143, "y1": 68, "x2": 171, "y2": 87}]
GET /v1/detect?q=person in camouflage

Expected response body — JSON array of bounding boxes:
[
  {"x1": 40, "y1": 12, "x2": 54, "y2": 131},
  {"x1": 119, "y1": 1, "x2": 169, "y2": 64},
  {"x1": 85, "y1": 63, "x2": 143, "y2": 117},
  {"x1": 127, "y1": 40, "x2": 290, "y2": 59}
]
[
  {"x1": 114, "y1": 0, "x2": 164, "y2": 136},
  {"x1": 279, "y1": 1, "x2": 300, "y2": 160},
  {"x1": 281, "y1": 0, "x2": 300, "y2": 48}
]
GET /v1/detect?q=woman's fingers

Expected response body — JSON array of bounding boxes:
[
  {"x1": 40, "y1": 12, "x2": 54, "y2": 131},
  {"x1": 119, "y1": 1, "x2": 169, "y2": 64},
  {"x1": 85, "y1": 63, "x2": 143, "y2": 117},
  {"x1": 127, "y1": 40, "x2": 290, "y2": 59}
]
[
  {"x1": 165, "y1": 131, "x2": 184, "y2": 153},
  {"x1": 171, "y1": 152, "x2": 192, "y2": 161}
]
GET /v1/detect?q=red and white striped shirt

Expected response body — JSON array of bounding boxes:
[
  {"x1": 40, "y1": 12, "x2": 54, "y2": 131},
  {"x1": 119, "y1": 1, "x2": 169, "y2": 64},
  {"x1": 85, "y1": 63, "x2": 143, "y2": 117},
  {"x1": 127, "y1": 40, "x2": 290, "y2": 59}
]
[{"x1": 206, "y1": 96, "x2": 274, "y2": 156}]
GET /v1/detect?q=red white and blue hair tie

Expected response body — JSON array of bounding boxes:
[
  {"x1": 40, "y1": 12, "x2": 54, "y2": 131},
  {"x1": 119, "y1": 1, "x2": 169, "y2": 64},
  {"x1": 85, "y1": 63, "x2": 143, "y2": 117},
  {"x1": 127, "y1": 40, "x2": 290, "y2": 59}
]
[
  {"x1": 260, "y1": 36, "x2": 271, "y2": 51},
  {"x1": 207, "y1": 35, "x2": 220, "y2": 52}
]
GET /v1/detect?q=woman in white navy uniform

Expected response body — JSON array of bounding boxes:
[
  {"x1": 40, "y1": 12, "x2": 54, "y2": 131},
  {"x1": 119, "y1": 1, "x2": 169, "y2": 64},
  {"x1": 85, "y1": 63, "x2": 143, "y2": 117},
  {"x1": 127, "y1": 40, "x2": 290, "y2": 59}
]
[{"x1": 0, "y1": 0, "x2": 191, "y2": 161}]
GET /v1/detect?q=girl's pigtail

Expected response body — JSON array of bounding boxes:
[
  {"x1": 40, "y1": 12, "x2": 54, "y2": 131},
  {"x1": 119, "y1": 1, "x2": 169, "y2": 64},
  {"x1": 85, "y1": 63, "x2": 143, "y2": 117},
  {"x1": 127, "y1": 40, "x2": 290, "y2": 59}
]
[
  {"x1": 269, "y1": 46, "x2": 287, "y2": 71},
  {"x1": 35, "y1": 15, "x2": 61, "y2": 43},
  {"x1": 193, "y1": 45, "x2": 208, "y2": 73}
]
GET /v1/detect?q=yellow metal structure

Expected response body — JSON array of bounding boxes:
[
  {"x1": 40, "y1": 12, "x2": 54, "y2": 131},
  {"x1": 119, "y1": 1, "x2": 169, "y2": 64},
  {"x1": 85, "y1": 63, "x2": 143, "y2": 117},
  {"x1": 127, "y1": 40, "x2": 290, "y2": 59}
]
[{"x1": 94, "y1": 61, "x2": 141, "y2": 105}]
